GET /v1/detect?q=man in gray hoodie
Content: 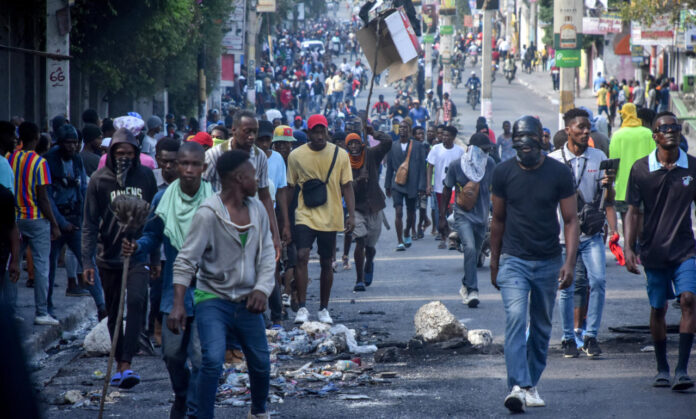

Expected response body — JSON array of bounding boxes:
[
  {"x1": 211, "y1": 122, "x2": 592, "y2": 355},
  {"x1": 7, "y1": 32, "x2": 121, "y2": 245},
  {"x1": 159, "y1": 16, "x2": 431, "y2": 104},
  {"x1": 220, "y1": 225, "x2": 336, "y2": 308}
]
[{"x1": 170, "y1": 150, "x2": 275, "y2": 419}]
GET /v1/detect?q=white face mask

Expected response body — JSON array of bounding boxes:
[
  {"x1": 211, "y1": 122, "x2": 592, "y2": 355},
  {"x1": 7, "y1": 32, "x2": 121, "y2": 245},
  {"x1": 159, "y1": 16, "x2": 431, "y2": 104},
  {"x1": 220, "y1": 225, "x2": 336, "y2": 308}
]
[{"x1": 461, "y1": 145, "x2": 488, "y2": 182}]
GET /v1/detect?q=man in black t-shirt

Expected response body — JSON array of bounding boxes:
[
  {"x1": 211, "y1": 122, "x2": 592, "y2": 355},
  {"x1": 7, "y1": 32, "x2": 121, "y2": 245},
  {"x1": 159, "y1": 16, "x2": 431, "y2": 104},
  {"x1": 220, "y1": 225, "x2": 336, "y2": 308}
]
[
  {"x1": 625, "y1": 111, "x2": 696, "y2": 392},
  {"x1": 490, "y1": 116, "x2": 579, "y2": 413},
  {"x1": 0, "y1": 185, "x2": 20, "y2": 316}
]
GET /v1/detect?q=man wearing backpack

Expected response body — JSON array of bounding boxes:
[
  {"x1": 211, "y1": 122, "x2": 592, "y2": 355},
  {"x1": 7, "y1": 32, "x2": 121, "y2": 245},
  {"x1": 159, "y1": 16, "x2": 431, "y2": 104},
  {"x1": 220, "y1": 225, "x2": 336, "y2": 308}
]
[{"x1": 549, "y1": 108, "x2": 618, "y2": 358}]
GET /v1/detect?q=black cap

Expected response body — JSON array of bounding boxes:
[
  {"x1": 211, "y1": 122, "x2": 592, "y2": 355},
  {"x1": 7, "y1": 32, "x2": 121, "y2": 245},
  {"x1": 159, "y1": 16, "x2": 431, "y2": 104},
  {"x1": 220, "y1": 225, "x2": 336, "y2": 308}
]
[
  {"x1": 469, "y1": 133, "x2": 492, "y2": 148},
  {"x1": 512, "y1": 115, "x2": 543, "y2": 138},
  {"x1": 258, "y1": 120, "x2": 274, "y2": 139}
]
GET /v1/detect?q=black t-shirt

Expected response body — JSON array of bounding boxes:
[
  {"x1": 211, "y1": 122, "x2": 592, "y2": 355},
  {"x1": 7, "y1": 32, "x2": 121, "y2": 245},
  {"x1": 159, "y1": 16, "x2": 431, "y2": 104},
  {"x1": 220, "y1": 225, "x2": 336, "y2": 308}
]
[
  {"x1": 492, "y1": 157, "x2": 575, "y2": 260},
  {"x1": 626, "y1": 152, "x2": 696, "y2": 268},
  {"x1": 0, "y1": 185, "x2": 16, "y2": 272}
]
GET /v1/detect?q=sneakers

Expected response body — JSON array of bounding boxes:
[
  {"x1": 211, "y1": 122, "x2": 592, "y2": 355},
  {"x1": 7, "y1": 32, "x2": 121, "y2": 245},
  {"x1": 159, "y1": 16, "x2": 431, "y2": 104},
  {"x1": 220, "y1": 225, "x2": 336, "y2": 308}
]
[
  {"x1": 247, "y1": 411, "x2": 270, "y2": 419},
  {"x1": 523, "y1": 387, "x2": 545, "y2": 407},
  {"x1": 317, "y1": 308, "x2": 333, "y2": 324},
  {"x1": 65, "y1": 286, "x2": 91, "y2": 297},
  {"x1": 294, "y1": 307, "x2": 309, "y2": 324},
  {"x1": 282, "y1": 293, "x2": 291, "y2": 307},
  {"x1": 466, "y1": 290, "x2": 479, "y2": 308},
  {"x1": 342, "y1": 255, "x2": 351, "y2": 270},
  {"x1": 354, "y1": 282, "x2": 366, "y2": 292},
  {"x1": 13, "y1": 314, "x2": 24, "y2": 323},
  {"x1": 395, "y1": 243, "x2": 406, "y2": 251},
  {"x1": 403, "y1": 236, "x2": 412, "y2": 248},
  {"x1": 504, "y1": 385, "x2": 526, "y2": 413},
  {"x1": 562, "y1": 339, "x2": 579, "y2": 358},
  {"x1": 459, "y1": 285, "x2": 469, "y2": 304},
  {"x1": 34, "y1": 314, "x2": 60, "y2": 326},
  {"x1": 582, "y1": 336, "x2": 602, "y2": 357}
]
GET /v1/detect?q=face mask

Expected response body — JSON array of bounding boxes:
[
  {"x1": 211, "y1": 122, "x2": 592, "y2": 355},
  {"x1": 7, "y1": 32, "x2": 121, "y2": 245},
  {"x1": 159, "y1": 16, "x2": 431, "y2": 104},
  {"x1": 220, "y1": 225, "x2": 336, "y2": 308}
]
[
  {"x1": 115, "y1": 157, "x2": 132, "y2": 188},
  {"x1": 513, "y1": 136, "x2": 542, "y2": 167}
]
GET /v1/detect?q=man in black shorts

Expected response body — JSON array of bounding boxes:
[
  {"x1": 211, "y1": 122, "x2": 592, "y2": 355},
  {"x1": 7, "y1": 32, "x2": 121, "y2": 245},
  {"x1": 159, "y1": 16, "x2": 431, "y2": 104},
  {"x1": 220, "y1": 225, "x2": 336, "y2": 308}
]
[
  {"x1": 385, "y1": 118, "x2": 427, "y2": 251},
  {"x1": 625, "y1": 111, "x2": 696, "y2": 391}
]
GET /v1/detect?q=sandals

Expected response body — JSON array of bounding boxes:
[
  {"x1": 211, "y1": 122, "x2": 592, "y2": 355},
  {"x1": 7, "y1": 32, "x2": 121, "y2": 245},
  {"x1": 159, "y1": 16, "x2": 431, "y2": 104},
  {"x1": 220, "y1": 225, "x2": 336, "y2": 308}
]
[
  {"x1": 653, "y1": 371, "x2": 670, "y2": 388},
  {"x1": 671, "y1": 373, "x2": 695, "y2": 392},
  {"x1": 110, "y1": 372, "x2": 123, "y2": 387},
  {"x1": 118, "y1": 369, "x2": 141, "y2": 389}
]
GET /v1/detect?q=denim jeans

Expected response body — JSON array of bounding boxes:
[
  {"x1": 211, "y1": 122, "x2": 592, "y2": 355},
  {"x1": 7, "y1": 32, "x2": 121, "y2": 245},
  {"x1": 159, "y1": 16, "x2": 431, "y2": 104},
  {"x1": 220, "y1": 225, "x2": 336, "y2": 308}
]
[
  {"x1": 559, "y1": 235, "x2": 606, "y2": 340},
  {"x1": 452, "y1": 213, "x2": 485, "y2": 292},
  {"x1": 196, "y1": 299, "x2": 270, "y2": 418},
  {"x1": 161, "y1": 314, "x2": 201, "y2": 417},
  {"x1": 498, "y1": 254, "x2": 562, "y2": 389},
  {"x1": 49, "y1": 229, "x2": 106, "y2": 311},
  {"x1": 18, "y1": 218, "x2": 50, "y2": 316}
]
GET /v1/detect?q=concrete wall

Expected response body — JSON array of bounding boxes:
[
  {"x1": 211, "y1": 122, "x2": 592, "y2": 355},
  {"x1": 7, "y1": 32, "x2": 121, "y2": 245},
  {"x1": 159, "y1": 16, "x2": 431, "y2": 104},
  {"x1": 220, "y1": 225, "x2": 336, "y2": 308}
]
[{"x1": 602, "y1": 33, "x2": 634, "y2": 82}]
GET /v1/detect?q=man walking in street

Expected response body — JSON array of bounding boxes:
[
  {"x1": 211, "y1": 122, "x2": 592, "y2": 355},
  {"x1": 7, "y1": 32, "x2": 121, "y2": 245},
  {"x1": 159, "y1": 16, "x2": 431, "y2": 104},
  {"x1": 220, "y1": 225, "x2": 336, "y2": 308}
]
[
  {"x1": 123, "y1": 141, "x2": 211, "y2": 418},
  {"x1": 347, "y1": 124, "x2": 392, "y2": 291},
  {"x1": 385, "y1": 118, "x2": 427, "y2": 251},
  {"x1": 285, "y1": 114, "x2": 354, "y2": 325},
  {"x1": 82, "y1": 128, "x2": 158, "y2": 389},
  {"x1": 440, "y1": 134, "x2": 496, "y2": 308},
  {"x1": 490, "y1": 116, "x2": 579, "y2": 412},
  {"x1": 549, "y1": 108, "x2": 618, "y2": 358},
  {"x1": 9, "y1": 121, "x2": 62, "y2": 326},
  {"x1": 624, "y1": 111, "x2": 696, "y2": 392},
  {"x1": 170, "y1": 150, "x2": 275, "y2": 419}
]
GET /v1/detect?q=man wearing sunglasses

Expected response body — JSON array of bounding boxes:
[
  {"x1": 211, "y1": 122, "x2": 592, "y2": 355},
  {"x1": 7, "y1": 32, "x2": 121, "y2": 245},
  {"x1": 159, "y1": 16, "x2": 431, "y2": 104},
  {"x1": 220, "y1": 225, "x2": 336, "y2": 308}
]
[{"x1": 625, "y1": 112, "x2": 696, "y2": 392}]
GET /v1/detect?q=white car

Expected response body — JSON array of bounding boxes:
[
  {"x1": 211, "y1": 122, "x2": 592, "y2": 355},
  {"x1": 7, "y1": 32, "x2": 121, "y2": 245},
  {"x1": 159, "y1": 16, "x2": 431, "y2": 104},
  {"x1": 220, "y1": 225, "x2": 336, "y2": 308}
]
[{"x1": 301, "y1": 40, "x2": 325, "y2": 56}]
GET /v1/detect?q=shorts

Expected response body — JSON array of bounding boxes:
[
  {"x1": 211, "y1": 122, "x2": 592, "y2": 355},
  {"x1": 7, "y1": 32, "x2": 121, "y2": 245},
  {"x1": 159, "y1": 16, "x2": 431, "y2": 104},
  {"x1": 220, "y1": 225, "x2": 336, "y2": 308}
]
[
  {"x1": 392, "y1": 189, "x2": 416, "y2": 211},
  {"x1": 644, "y1": 257, "x2": 696, "y2": 309},
  {"x1": 294, "y1": 224, "x2": 337, "y2": 259},
  {"x1": 353, "y1": 210, "x2": 383, "y2": 247},
  {"x1": 418, "y1": 194, "x2": 428, "y2": 210},
  {"x1": 283, "y1": 241, "x2": 297, "y2": 270}
]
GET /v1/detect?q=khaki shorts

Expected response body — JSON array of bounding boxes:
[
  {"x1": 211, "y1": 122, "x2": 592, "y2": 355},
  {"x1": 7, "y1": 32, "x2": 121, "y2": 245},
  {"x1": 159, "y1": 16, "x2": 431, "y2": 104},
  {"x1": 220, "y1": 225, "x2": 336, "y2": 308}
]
[{"x1": 353, "y1": 210, "x2": 383, "y2": 247}]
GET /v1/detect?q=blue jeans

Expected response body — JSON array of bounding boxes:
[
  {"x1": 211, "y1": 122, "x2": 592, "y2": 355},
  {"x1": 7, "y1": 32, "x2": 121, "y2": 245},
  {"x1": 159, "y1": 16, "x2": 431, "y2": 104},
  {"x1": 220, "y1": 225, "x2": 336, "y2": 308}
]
[
  {"x1": 196, "y1": 299, "x2": 270, "y2": 418},
  {"x1": 498, "y1": 254, "x2": 562, "y2": 389},
  {"x1": 559, "y1": 235, "x2": 606, "y2": 340},
  {"x1": 18, "y1": 219, "x2": 50, "y2": 316},
  {"x1": 452, "y1": 213, "x2": 485, "y2": 292},
  {"x1": 49, "y1": 229, "x2": 105, "y2": 311},
  {"x1": 162, "y1": 314, "x2": 201, "y2": 417}
]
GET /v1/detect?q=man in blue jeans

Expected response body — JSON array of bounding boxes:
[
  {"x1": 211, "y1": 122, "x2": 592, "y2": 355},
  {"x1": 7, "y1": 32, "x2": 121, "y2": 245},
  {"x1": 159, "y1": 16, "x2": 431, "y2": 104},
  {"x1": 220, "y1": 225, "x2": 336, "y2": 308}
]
[
  {"x1": 490, "y1": 116, "x2": 579, "y2": 412},
  {"x1": 549, "y1": 108, "x2": 618, "y2": 358},
  {"x1": 625, "y1": 111, "x2": 696, "y2": 392},
  {"x1": 170, "y1": 150, "x2": 275, "y2": 419}
]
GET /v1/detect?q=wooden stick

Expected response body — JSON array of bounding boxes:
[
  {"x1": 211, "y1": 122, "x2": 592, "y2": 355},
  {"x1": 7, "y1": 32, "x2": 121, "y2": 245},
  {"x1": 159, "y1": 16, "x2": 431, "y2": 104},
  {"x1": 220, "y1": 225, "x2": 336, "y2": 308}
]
[
  {"x1": 98, "y1": 256, "x2": 130, "y2": 419},
  {"x1": 363, "y1": 18, "x2": 383, "y2": 140}
]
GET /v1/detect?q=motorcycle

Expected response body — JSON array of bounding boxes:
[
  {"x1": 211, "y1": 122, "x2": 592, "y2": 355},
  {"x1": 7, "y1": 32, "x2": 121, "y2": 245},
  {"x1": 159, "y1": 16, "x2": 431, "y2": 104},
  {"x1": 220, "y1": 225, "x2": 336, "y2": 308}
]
[
  {"x1": 504, "y1": 67, "x2": 516, "y2": 84},
  {"x1": 491, "y1": 63, "x2": 498, "y2": 83},
  {"x1": 468, "y1": 87, "x2": 480, "y2": 110}
]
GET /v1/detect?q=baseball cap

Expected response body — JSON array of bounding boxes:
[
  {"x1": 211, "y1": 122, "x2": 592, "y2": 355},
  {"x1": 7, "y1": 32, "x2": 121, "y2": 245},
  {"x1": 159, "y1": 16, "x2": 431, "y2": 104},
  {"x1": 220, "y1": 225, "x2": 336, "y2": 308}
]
[
  {"x1": 294, "y1": 115, "x2": 303, "y2": 121},
  {"x1": 272, "y1": 125, "x2": 296, "y2": 143},
  {"x1": 190, "y1": 131, "x2": 213, "y2": 148},
  {"x1": 307, "y1": 114, "x2": 328, "y2": 130},
  {"x1": 258, "y1": 120, "x2": 274, "y2": 139}
]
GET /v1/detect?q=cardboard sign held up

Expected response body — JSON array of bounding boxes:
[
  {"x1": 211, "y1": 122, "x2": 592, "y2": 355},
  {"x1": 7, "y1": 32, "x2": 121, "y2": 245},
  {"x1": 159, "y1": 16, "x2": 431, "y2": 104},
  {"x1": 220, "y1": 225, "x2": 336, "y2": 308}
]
[{"x1": 357, "y1": 7, "x2": 421, "y2": 83}]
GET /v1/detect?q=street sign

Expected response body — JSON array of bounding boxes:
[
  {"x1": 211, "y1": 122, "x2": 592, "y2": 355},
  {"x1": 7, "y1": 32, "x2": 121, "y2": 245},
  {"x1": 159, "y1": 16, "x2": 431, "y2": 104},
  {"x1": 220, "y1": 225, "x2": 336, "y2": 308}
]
[
  {"x1": 553, "y1": 0, "x2": 583, "y2": 50},
  {"x1": 556, "y1": 49, "x2": 580, "y2": 68},
  {"x1": 424, "y1": 34, "x2": 435, "y2": 43},
  {"x1": 440, "y1": 25, "x2": 453, "y2": 35}
]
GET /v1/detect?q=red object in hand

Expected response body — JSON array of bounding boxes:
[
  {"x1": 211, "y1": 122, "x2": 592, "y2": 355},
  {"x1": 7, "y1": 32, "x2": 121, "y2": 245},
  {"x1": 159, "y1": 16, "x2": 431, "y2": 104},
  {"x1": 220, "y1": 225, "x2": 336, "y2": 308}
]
[{"x1": 609, "y1": 233, "x2": 625, "y2": 266}]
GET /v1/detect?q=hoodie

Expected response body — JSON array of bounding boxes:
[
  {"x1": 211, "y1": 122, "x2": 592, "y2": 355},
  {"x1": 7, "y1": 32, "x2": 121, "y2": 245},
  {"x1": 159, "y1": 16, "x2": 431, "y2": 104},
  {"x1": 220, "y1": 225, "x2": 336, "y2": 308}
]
[
  {"x1": 172, "y1": 194, "x2": 275, "y2": 301},
  {"x1": 81, "y1": 128, "x2": 158, "y2": 270}
]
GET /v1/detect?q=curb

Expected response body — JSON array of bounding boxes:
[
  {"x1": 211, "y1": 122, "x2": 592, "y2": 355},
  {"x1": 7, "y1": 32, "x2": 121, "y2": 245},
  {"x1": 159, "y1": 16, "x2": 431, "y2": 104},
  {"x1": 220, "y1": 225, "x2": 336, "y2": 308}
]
[
  {"x1": 517, "y1": 77, "x2": 559, "y2": 106},
  {"x1": 22, "y1": 297, "x2": 95, "y2": 361}
]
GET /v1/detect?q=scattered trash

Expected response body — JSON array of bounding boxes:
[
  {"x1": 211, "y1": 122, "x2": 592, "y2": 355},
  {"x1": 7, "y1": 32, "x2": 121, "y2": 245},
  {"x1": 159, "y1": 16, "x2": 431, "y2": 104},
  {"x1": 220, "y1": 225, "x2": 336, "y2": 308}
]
[
  {"x1": 63, "y1": 390, "x2": 84, "y2": 404},
  {"x1": 335, "y1": 360, "x2": 360, "y2": 371},
  {"x1": 467, "y1": 329, "x2": 493, "y2": 348},
  {"x1": 358, "y1": 310, "x2": 386, "y2": 315},
  {"x1": 338, "y1": 394, "x2": 371, "y2": 400},
  {"x1": 92, "y1": 370, "x2": 105, "y2": 379},
  {"x1": 641, "y1": 345, "x2": 655, "y2": 352},
  {"x1": 374, "y1": 346, "x2": 401, "y2": 363},
  {"x1": 83, "y1": 318, "x2": 115, "y2": 356},
  {"x1": 377, "y1": 372, "x2": 398, "y2": 379},
  {"x1": 414, "y1": 301, "x2": 467, "y2": 343}
]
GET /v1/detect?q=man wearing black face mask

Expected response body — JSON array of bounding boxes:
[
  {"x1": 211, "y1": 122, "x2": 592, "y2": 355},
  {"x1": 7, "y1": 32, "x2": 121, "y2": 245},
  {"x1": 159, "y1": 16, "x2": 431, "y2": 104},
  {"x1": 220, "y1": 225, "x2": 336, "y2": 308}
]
[{"x1": 490, "y1": 115, "x2": 579, "y2": 412}]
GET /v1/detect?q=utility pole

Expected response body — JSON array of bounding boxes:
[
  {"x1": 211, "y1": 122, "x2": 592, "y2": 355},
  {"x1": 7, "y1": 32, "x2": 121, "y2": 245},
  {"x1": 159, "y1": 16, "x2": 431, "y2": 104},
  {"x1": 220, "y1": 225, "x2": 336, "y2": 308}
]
[
  {"x1": 481, "y1": 7, "x2": 493, "y2": 124},
  {"x1": 246, "y1": 0, "x2": 258, "y2": 111},
  {"x1": 198, "y1": 46, "x2": 207, "y2": 131},
  {"x1": 440, "y1": 3, "x2": 455, "y2": 97},
  {"x1": 554, "y1": 0, "x2": 583, "y2": 129},
  {"x1": 422, "y1": 0, "x2": 435, "y2": 91},
  {"x1": 46, "y1": 0, "x2": 70, "y2": 122}
]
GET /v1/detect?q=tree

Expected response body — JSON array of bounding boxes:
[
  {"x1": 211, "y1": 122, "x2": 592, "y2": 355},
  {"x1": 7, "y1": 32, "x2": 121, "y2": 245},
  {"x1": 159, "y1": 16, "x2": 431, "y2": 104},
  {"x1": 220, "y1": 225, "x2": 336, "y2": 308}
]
[{"x1": 618, "y1": 0, "x2": 696, "y2": 26}]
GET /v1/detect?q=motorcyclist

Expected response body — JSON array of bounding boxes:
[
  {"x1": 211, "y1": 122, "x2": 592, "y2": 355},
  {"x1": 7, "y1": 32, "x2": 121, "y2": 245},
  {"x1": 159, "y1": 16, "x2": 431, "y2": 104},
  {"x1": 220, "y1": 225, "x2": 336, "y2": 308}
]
[
  {"x1": 503, "y1": 56, "x2": 517, "y2": 78},
  {"x1": 465, "y1": 71, "x2": 481, "y2": 103}
]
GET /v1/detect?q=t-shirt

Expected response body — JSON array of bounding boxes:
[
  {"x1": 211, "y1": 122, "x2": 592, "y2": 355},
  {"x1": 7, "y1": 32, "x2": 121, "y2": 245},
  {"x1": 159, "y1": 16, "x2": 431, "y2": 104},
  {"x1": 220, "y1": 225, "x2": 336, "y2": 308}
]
[
  {"x1": 427, "y1": 143, "x2": 465, "y2": 193},
  {"x1": 492, "y1": 157, "x2": 575, "y2": 260},
  {"x1": 0, "y1": 185, "x2": 15, "y2": 270},
  {"x1": 204, "y1": 141, "x2": 269, "y2": 192},
  {"x1": 626, "y1": 150, "x2": 696, "y2": 269},
  {"x1": 141, "y1": 135, "x2": 157, "y2": 158},
  {"x1": 497, "y1": 134, "x2": 515, "y2": 161},
  {"x1": 444, "y1": 156, "x2": 496, "y2": 226},
  {"x1": 597, "y1": 87, "x2": 608, "y2": 106},
  {"x1": 287, "y1": 142, "x2": 353, "y2": 232},
  {"x1": 80, "y1": 150, "x2": 101, "y2": 177},
  {"x1": 0, "y1": 156, "x2": 14, "y2": 193},
  {"x1": 609, "y1": 126, "x2": 655, "y2": 201},
  {"x1": 409, "y1": 108, "x2": 429, "y2": 128},
  {"x1": 9, "y1": 150, "x2": 51, "y2": 220},
  {"x1": 267, "y1": 150, "x2": 287, "y2": 203}
]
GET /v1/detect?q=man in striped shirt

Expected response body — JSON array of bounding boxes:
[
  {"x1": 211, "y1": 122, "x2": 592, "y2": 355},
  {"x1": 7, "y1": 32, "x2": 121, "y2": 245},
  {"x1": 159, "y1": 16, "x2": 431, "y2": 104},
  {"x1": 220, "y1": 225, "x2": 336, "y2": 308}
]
[{"x1": 9, "y1": 121, "x2": 62, "y2": 325}]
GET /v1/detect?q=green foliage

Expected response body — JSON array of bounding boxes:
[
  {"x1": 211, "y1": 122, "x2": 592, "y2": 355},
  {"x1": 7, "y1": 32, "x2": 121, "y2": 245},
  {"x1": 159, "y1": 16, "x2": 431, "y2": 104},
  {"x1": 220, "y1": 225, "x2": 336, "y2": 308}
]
[{"x1": 618, "y1": 0, "x2": 696, "y2": 26}]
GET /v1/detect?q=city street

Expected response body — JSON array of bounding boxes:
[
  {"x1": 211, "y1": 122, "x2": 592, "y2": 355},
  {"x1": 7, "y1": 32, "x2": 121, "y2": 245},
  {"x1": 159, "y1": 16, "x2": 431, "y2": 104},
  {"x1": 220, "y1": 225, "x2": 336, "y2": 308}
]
[{"x1": 33, "y1": 72, "x2": 695, "y2": 417}]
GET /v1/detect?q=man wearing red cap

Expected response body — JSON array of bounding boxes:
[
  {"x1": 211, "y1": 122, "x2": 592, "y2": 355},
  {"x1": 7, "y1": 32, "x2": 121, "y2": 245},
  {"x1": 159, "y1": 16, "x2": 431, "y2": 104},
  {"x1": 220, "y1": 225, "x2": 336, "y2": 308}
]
[{"x1": 285, "y1": 114, "x2": 355, "y2": 324}]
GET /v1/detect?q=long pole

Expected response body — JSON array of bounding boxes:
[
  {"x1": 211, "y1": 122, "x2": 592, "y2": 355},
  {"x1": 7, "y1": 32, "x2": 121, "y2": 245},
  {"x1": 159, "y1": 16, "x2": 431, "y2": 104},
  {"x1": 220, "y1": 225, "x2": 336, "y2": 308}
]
[
  {"x1": 246, "y1": 0, "x2": 257, "y2": 111},
  {"x1": 481, "y1": 7, "x2": 493, "y2": 125}
]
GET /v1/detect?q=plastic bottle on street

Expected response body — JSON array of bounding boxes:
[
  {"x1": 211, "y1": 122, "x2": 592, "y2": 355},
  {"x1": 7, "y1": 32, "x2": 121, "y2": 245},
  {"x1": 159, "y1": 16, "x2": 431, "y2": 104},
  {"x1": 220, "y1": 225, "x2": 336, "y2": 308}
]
[{"x1": 335, "y1": 360, "x2": 360, "y2": 371}]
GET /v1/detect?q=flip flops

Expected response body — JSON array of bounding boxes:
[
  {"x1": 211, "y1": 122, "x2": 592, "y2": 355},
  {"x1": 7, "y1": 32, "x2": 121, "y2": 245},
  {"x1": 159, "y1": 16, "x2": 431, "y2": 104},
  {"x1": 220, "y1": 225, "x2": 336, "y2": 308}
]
[
  {"x1": 653, "y1": 371, "x2": 670, "y2": 388},
  {"x1": 671, "y1": 373, "x2": 695, "y2": 392},
  {"x1": 110, "y1": 372, "x2": 123, "y2": 387},
  {"x1": 118, "y1": 369, "x2": 141, "y2": 389}
]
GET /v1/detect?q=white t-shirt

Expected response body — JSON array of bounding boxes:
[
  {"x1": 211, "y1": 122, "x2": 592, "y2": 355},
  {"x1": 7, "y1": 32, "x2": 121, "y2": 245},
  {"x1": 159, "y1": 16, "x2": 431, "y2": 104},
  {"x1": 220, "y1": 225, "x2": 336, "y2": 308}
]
[{"x1": 427, "y1": 143, "x2": 465, "y2": 193}]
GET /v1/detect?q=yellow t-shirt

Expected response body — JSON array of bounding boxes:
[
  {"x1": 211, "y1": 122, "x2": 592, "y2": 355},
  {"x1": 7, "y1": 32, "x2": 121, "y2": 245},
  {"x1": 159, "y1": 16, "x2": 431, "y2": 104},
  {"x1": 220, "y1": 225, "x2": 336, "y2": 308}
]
[
  {"x1": 287, "y1": 142, "x2": 352, "y2": 232},
  {"x1": 597, "y1": 87, "x2": 607, "y2": 106}
]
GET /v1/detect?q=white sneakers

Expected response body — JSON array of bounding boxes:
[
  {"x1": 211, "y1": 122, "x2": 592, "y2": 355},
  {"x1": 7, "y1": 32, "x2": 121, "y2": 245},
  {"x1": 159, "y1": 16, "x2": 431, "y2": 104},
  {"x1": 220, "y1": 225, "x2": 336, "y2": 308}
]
[
  {"x1": 459, "y1": 286, "x2": 480, "y2": 308},
  {"x1": 317, "y1": 308, "x2": 333, "y2": 324},
  {"x1": 504, "y1": 385, "x2": 526, "y2": 413},
  {"x1": 34, "y1": 314, "x2": 60, "y2": 326},
  {"x1": 294, "y1": 307, "x2": 333, "y2": 324},
  {"x1": 504, "y1": 385, "x2": 546, "y2": 412},
  {"x1": 294, "y1": 307, "x2": 309, "y2": 324}
]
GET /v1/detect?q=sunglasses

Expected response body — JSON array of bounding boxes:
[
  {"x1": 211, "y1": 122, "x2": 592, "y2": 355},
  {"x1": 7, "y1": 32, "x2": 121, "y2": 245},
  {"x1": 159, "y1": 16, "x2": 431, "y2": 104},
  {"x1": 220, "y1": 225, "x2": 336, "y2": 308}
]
[{"x1": 655, "y1": 123, "x2": 682, "y2": 133}]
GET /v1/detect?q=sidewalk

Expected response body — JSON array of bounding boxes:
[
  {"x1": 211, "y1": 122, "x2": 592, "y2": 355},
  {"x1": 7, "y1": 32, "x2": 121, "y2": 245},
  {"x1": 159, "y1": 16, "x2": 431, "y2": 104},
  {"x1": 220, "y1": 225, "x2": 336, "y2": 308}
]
[
  {"x1": 516, "y1": 68, "x2": 597, "y2": 118},
  {"x1": 13, "y1": 267, "x2": 97, "y2": 360}
]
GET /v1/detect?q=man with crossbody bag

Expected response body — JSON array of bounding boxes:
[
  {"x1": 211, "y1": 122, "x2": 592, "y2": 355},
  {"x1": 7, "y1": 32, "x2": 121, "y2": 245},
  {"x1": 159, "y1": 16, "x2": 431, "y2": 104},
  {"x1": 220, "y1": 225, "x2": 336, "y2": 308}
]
[
  {"x1": 440, "y1": 134, "x2": 496, "y2": 308},
  {"x1": 286, "y1": 114, "x2": 355, "y2": 325},
  {"x1": 549, "y1": 108, "x2": 618, "y2": 358}
]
